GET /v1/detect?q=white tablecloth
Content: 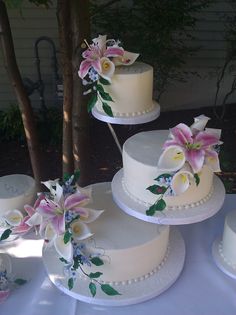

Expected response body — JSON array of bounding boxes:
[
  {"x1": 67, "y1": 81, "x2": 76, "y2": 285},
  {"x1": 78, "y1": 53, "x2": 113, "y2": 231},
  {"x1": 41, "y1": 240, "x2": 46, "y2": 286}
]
[{"x1": 0, "y1": 194, "x2": 236, "y2": 315}]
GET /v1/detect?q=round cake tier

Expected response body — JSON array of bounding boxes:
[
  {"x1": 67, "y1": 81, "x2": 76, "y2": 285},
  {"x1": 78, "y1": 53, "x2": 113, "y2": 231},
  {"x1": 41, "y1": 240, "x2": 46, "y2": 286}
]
[
  {"x1": 95, "y1": 62, "x2": 154, "y2": 117},
  {"x1": 122, "y1": 130, "x2": 213, "y2": 208},
  {"x1": 42, "y1": 182, "x2": 185, "y2": 306},
  {"x1": 112, "y1": 170, "x2": 225, "y2": 224}
]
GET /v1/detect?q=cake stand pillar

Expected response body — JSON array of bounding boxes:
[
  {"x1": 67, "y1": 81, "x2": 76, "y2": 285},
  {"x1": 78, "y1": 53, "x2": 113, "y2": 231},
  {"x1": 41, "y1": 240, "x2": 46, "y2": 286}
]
[{"x1": 107, "y1": 123, "x2": 122, "y2": 154}]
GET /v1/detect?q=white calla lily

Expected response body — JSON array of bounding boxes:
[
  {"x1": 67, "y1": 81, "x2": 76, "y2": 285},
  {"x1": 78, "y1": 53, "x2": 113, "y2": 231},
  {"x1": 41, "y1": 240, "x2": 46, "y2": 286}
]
[
  {"x1": 113, "y1": 51, "x2": 139, "y2": 66},
  {"x1": 171, "y1": 168, "x2": 194, "y2": 195},
  {"x1": 99, "y1": 57, "x2": 115, "y2": 81},
  {"x1": 42, "y1": 179, "x2": 59, "y2": 197},
  {"x1": 54, "y1": 235, "x2": 73, "y2": 262},
  {"x1": 158, "y1": 145, "x2": 186, "y2": 172},
  {"x1": 4, "y1": 210, "x2": 23, "y2": 226},
  {"x1": 70, "y1": 220, "x2": 93, "y2": 241},
  {"x1": 25, "y1": 212, "x2": 42, "y2": 227},
  {"x1": 190, "y1": 114, "x2": 210, "y2": 133},
  {"x1": 79, "y1": 209, "x2": 104, "y2": 223},
  {"x1": 45, "y1": 223, "x2": 56, "y2": 242}
]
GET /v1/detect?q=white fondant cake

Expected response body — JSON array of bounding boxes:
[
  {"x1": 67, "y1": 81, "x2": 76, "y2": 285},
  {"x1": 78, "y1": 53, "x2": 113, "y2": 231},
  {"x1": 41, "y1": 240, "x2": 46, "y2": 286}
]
[
  {"x1": 96, "y1": 62, "x2": 156, "y2": 117},
  {"x1": 0, "y1": 174, "x2": 36, "y2": 216},
  {"x1": 79, "y1": 185, "x2": 169, "y2": 283},
  {"x1": 220, "y1": 211, "x2": 236, "y2": 268},
  {"x1": 122, "y1": 130, "x2": 214, "y2": 208}
]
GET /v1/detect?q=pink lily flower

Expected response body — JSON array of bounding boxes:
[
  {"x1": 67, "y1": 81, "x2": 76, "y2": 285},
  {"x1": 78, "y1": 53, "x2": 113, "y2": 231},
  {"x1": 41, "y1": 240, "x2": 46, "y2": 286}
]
[
  {"x1": 36, "y1": 183, "x2": 91, "y2": 236},
  {"x1": 163, "y1": 122, "x2": 221, "y2": 173},
  {"x1": 11, "y1": 194, "x2": 45, "y2": 235},
  {"x1": 0, "y1": 289, "x2": 10, "y2": 303},
  {"x1": 78, "y1": 35, "x2": 124, "y2": 79}
]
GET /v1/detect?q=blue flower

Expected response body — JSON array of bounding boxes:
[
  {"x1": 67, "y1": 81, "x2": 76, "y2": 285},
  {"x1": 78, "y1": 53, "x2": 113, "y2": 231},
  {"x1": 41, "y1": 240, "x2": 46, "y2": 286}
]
[{"x1": 88, "y1": 68, "x2": 99, "y2": 82}]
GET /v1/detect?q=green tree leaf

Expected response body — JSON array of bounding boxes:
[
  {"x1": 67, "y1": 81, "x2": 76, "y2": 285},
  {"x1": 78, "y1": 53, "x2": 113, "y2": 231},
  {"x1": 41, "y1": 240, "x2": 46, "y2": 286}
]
[
  {"x1": 146, "y1": 184, "x2": 167, "y2": 195},
  {"x1": 87, "y1": 94, "x2": 97, "y2": 112},
  {"x1": 68, "y1": 277, "x2": 74, "y2": 290},
  {"x1": 0, "y1": 229, "x2": 12, "y2": 241},
  {"x1": 102, "y1": 102, "x2": 113, "y2": 117},
  {"x1": 63, "y1": 230, "x2": 72, "y2": 244},
  {"x1": 89, "y1": 272, "x2": 103, "y2": 279},
  {"x1": 146, "y1": 204, "x2": 157, "y2": 216},
  {"x1": 89, "y1": 282, "x2": 97, "y2": 297},
  {"x1": 97, "y1": 84, "x2": 114, "y2": 102},
  {"x1": 99, "y1": 77, "x2": 111, "y2": 85},
  {"x1": 101, "y1": 284, "x2": 121, "y2": 296},
  {"x1": 90, "y1": 257, "x2": 104, "y2": 266},
  {"x1": 194, "y1": 173, "x2": 200, "y2": 186},
  {"x1": 14, "y1": 278, "x2": 27, "y2": 285}
]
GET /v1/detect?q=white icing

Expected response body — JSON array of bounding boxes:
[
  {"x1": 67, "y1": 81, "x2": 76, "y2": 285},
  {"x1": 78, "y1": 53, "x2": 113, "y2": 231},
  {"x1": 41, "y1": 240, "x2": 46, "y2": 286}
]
[
  {"x1": 95, "y1": 62, "x2": 154, "y2": 117},
  {"x1": 221, "y1": 211, "x2": 236, "y2": 266},
  {"x1": 0, "y1": 174, "x2": 36, "y2": 216},
  {"x1": 123, "y1": 130, "x2": 214, "y2": 208},
  {"x1": 79, "y1": 189, "x2": 169, "y2": 283}
]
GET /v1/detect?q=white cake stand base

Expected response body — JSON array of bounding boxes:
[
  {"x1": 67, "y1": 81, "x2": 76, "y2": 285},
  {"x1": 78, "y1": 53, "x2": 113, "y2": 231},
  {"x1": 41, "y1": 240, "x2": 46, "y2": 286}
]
[
  {"x1": 92, "y1": 101, "x2": 160, "y2": 125},
  {"x1": 112, "y1": 171, "x2": 225, "y2": 225},
  {"x1": 42, "y1": 228, "x2": 185, "y2": 306},
  {"x1": 212, "y1": 237, "x2": 236, "y2": 279}
]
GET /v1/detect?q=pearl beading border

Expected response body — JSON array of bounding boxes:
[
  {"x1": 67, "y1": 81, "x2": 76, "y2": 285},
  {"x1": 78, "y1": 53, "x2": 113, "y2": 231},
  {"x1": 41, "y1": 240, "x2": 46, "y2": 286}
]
[
  {"x1": 121, "y1": 177, "x2": 214, "y2": 211},
  {"x1": 218, "y1": 241, "x2": 236, "y2": 270},
  {"x1": 77, "y1": 245, "x2": 170, "y2": 286}
]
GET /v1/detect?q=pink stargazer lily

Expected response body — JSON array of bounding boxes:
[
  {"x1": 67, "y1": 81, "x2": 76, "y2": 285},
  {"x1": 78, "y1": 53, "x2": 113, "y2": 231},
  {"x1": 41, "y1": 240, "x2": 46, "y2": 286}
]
[
  {"x1": 163, "y1": 117, "x2": 221, "y2": 173},
  {"x1": 35, "y1": 183, "x2": 92, "y2": 236},
  {"x1": 11, "y1": 194, "x2": 45, "y2": 235},
  {"x1": 78, "y1": 35, "x2": 124, "y2": 79}
]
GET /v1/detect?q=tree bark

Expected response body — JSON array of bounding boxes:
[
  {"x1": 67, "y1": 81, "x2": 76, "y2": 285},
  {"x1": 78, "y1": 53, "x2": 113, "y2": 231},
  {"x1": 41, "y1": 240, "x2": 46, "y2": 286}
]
[
  {"x1": 57, "y1": 0, "x2": 74, "y2": 176},
  {"x1": 70, "y1": 0, "x2": 91, "y2": 186},
  {"x1": 0, "y1": 0, "x2": 42, "y2": 186}
]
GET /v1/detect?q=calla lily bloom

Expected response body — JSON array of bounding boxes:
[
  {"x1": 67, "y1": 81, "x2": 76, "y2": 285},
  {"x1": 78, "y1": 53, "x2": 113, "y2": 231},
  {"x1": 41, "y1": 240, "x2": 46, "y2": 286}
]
[
  {"x1": 113, "y1": 51, "x2": 139, "y2": 66},
  {"x1": 54, "y1": 235, "x2": 73, "y2": 262},
  {"x1": 99, "y1": 57, "x2": 115, "y2": 81},
  {"x1": 4, "y1": 210, "x2": 23, "y2": 227},
  {"x1": 158, "y1": 145, "x2": 186, "y2": 172},
  {"x1": 171, "y1": 167, "x2": 194, "y2": 195},
  {"x1": 163, "y1": 120, "x2": 221, "y2": 173}
]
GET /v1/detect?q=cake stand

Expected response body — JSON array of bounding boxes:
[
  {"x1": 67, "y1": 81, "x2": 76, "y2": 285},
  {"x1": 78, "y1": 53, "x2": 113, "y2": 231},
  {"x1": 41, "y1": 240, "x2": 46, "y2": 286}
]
[
  {"x1": 92, "y1": 102, "x2": 160, "y2": 154},
  {"x1": 42, "y1": 182, "x2": 185, "y2": 306},
  {"x1": 112, "y1": 171, "x2": 226, "y2": 225},
  {"x1": 212, "y1": 237, "x2": 236, "y2": 279}
]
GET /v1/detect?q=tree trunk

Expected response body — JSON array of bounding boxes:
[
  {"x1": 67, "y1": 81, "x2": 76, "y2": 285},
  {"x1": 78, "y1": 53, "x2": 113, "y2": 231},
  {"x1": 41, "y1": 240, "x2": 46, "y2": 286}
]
[
  {"x1": 57, "y1": 0, "x2": 74, "y2": 176},
  {"x1": 70, "y1": 0, "x2": 91, "y2": 186},
  {"x1": 0, "y1": 0, "x2": 42, "y2": 186}
]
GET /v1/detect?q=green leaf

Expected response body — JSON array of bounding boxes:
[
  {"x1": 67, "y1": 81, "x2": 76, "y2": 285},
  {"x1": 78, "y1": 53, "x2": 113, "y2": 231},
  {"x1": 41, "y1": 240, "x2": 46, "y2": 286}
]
[
  {"x1": 146, "y1": 184, "x2": 167, "y2": 195},
  {"x1": 99, "y1": 77, "x2": 111, "y2": 85},
  {"x1": 194, "y1": 173, "x2": 200, "y2": 186},
  {"x1": 146, "y1": 198, "x2": 166, "y2": 216},
  {"x1": 63, "y1": 230, "x2": 72, "y2": 244},
  {"x1": 14, "y1": 278, "x2": 27, "y2": 285},
  {"x1": 73, "y1": 256, "x2": 80, "y2": 269},
  {"x1": 89, "y1": 282, "x2": 97, "y2": 297},
  {"x1": 102, "y1": 102, "x2": 113, "y2": 117},
  {"x1": 101, "y1": 284, "x2": 121, "y2": 296},
  {"x1": 63, "y1": 173, "x2": 71, "y2": 182},
  {"x1": 87, "y1": 94, "x2": 97, "y2": 112},
  {"x1": 89, "y1": 272, "x2": 103, "y2": 279},
  {"x1": 59, "y1": 257, "x2": 68, "y2": 264},
  {"x1": 0, "y1": 229, "x2": 12, "y2": 241},
  {"x1": 68, "y1": 277, "x2": 74, "y2": 290},
  {"x1": 91, "y1": 257, "x2": 104, "y2": 266},
  {"x1": 97, "y1": 84, "x2": 114, "y2": 102},
  {"x1": 154, "y1": 174, "x2": 172, "y2": 181}
]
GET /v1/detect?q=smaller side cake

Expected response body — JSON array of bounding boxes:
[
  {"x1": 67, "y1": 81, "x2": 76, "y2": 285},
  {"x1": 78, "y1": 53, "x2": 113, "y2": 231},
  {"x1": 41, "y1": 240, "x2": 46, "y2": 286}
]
[{"x1": 220, "y1": 211, "x2": 236, "y2": 269}]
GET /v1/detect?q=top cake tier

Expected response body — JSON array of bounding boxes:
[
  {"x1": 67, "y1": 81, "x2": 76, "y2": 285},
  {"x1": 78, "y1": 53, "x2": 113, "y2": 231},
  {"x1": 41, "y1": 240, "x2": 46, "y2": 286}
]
[{"x1": 95, "y1": 62, "x2": 157, "y2": 118}]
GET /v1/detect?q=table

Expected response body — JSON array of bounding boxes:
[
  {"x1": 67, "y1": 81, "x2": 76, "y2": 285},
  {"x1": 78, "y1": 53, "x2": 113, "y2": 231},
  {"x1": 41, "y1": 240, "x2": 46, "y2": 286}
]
[{"x1": 0, "y1": 194, "x2": 236, "y2": 315}]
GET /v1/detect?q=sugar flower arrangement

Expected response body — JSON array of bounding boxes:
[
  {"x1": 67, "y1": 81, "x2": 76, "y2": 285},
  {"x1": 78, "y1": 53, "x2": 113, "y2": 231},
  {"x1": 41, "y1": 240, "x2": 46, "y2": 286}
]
[
  {"x1": 0, "y1": 172, "x2": 120, "y2": 297},
  {"x1": 146, "y1": 115, "x2": 222, "y2": 216},
  {"x1": 78, "y1": 34, "x2": 139, "y2": 117}
]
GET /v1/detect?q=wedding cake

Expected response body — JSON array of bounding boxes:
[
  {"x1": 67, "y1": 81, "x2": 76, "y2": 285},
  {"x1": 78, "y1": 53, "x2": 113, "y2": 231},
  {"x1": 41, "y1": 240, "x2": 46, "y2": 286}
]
[
  {"x1": 219, "y1": 210, "x2": 236, "y2": 269},
  {"x1": 120, "y1": 115, "x2": 222, "y2": 213},
  {"x1": 78, "y1": 35, "x2": 158, "y2": 118}
]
